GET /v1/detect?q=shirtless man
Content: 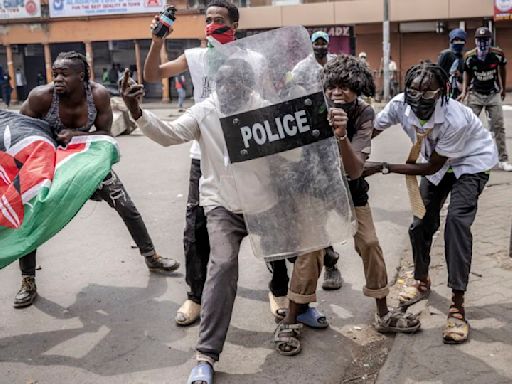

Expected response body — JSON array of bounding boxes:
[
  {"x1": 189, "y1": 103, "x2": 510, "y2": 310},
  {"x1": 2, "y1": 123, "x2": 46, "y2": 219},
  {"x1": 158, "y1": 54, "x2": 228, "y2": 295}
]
[{"x1": 13, "y1": 51, "x2": 179, "y2": 308}]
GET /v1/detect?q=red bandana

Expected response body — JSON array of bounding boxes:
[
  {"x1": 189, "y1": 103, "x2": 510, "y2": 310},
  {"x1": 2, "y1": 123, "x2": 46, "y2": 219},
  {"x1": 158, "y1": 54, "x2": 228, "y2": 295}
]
[{"x1": 205, "y1": 23, "x2": 235, "y2": 45}]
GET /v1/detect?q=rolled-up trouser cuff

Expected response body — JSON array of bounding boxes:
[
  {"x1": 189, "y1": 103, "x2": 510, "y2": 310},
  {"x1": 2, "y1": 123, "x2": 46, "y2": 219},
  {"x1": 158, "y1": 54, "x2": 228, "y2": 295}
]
[
  {"x1": 288, "y1": 290, "x2": 317, "y2": 304},
  {"x1": 447, "y1": 282, "x2": 467, "y2": 292},
  {"x1": 287, "y1": 250, "x2": 323, "y2": 305},
  {"x1": 141, "y1": 250, "x2": 156, "y2": 257},
  {"x1": 362, "y1": 285, "x2": 389, "y2": 299},
  {"x1": 196, "y1": 352, "x2": 216, "y2": 366}
]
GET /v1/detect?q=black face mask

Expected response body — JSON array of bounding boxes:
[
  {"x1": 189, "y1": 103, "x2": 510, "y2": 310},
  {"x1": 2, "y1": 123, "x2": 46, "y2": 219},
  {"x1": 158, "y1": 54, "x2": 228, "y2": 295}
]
[
  {"x1": 314, "y1": 47, "x2": 328, "y2": 59},
  {"x1": 407, "y1": 96, "x2": 437, "y2": 121}
]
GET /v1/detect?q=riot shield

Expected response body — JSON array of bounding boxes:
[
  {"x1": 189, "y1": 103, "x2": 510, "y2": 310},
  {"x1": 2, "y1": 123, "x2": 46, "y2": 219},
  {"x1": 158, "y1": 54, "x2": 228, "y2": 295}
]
[{"x1": 211, "y1": 26, "x2": 355, "y2": 260}]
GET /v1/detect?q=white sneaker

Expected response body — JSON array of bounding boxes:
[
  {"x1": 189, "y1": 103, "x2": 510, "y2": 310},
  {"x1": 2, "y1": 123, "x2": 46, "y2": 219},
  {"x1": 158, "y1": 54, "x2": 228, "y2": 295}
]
[{"x1": 498, "y1": 161, "x2": 512, "y2": 172}]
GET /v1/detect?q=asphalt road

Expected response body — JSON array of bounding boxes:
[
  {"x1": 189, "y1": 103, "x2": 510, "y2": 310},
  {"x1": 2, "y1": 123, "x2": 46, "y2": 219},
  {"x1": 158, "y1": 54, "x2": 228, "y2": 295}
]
[{"x1": 0, "y1": 106, "x2": 510, "y2": 384}]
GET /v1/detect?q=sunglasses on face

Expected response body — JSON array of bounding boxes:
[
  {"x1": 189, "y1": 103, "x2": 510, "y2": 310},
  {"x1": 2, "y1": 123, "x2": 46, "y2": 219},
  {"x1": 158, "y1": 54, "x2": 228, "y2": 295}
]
[{"x1": 406, "y1": 88, "x2": 440, "y2": 100}]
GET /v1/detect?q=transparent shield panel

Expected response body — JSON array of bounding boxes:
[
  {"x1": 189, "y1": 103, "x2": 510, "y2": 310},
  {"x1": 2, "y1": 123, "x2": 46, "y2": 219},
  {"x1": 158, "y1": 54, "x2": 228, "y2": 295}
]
[
  {"x1": 234, "y1": 138, "x2": 355, "y2": 260},
  {"x1": 211, "y1": 26, "x2": 355, "y2": 259}
]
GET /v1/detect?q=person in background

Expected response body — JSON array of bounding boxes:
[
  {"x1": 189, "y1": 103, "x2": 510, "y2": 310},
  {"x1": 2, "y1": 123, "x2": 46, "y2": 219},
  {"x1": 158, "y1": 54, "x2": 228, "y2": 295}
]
[
  {"x1": 359, "y1": 51, "x2": 368, "y2": 64},
  {"x1": 15, "y1": 68, "x2": 27, "y2": 101},
  {"x1": 2, "y1": 73, "x2": 12, "y2": 107},
  {"x1": 459, "y1": 26, "x2": 512, "y2": 172},
  {"x1": 102, "y1": 67, "x2": 109, "y2": 84},
  {"x1": 175, "y1": 74, "x2": 187, "y2": 112},
  {"x1": 36, "y1": 72, "x2": 45, "y2": 87},
  {"x1": 130, "y1": 64, "x2": 138, "y2": 83},
  {"x1": 438, "y1": 28, "x2": 467, "y2": 99},
  {"x1": 117, "y1": 64, "x2": 124, "y2": 82},
  {"x1": 108, "y1": 64, "x2": 118, "y2": 85}
]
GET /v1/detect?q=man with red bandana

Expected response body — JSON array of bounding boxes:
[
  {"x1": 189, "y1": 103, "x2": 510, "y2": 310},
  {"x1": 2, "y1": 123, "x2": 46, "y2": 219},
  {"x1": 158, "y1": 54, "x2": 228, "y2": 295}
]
[{"x1": 144, "y1": 0, "x2": 244, "y2": 328}]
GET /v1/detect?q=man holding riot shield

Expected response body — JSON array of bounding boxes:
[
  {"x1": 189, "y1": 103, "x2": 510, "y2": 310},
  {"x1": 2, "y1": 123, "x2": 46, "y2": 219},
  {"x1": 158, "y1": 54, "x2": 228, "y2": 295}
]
[
  {"x1": 123, "y1": 27, "x2": 356, "y2": 383},
  {"x1": 144, "y1": 0, "x2": 262, "y2": 327}
]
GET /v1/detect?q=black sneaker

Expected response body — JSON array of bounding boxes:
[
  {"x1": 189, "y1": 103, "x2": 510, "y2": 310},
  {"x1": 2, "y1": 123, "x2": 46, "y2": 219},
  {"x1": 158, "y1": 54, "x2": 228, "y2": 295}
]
[
  {"x1": 14, "y1": 276, "x2": 37, "y2": 308},
  {"x1": 145, "y1": 254, "x2": 180, "y2": 272},
  {"x1": 322, "y1": 265, "x2": 343, "y2": 290}
]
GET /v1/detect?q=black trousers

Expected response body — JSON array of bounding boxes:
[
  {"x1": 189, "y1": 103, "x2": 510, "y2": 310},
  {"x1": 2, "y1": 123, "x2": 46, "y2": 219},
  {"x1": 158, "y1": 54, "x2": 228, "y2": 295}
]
[
  {"x1": 409, "y1": 172, "x2": 488, "y2": 291},
  {"x1": 19, "y1": 171, "x2": 155, "y2": 276},
  {"x1": 268, "y1": 245, "x2": 338, "y2": 297},
  {"x1": 184, "y1": 159, "x2": 211, "y2": 304}
]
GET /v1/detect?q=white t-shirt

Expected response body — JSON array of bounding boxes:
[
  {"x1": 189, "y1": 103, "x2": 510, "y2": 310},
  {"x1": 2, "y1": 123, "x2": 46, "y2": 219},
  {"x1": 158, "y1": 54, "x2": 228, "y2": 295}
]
[
  {"x1": 389, "y1": 60, "x2": 397, "y2": 80},
  {"x1": 184, "y1": 48, "x2": 209, "y2": 160},
  {"x1": 15, "y1": 72, "x2": 26, "y2": 86},
  {"x1": 291, "y1": 53, "x2": 336, "y2": 90}
]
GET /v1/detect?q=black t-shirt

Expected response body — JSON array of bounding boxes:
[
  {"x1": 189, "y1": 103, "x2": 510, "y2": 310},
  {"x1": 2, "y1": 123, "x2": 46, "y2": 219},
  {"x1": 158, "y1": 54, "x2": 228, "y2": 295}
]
[
  {"x1": 438, "y1": 49, "x2": 463, "y2": 77},
  {"x1": 463, "y1": 48, "x2": 507, "y2": 95}
]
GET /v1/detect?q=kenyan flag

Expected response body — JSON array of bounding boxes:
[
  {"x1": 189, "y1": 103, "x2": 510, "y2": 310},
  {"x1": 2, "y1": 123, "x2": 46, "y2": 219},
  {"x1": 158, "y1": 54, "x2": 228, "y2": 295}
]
[{"x1": 0, "y1": 110, "x2": 119, "y2": 269}]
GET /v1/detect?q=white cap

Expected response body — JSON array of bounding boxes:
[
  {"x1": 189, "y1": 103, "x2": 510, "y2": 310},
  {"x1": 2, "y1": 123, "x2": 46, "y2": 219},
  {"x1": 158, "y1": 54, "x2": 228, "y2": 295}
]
[{"x1": 359, "y1": 51, "x2": 367, "y2": 58}]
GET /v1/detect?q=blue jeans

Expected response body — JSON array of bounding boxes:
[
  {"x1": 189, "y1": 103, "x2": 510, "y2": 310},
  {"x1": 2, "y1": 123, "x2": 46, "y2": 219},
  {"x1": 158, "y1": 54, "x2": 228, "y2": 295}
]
[{"x1": 177, "y1": 88, "x2": 186, "y2": 108}]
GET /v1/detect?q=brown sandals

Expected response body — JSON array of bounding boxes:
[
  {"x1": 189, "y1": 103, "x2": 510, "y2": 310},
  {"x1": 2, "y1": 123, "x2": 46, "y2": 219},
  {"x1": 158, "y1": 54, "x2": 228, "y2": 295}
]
[
  {"x1": 399, "y1": 279, "x2": 431, "y2": 307},
  {"x1": 443, "y1": 305, "x2": 469, "y2": 344}
]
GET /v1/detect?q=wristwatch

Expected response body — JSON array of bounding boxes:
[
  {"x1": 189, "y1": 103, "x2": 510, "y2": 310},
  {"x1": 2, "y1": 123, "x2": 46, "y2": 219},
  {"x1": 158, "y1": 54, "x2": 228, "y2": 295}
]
[{"x1": 381, "y1": 162, "x2": 390, "y2": 174}]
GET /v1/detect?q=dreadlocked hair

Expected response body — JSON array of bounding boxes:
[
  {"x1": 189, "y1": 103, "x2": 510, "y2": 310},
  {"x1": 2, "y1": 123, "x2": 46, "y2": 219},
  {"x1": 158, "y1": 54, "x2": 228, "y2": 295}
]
[
  {"x1": 55, "y1": 51, "x2": 90, "y2": 83},
  {"x1": 206, "y1": 0, "x2": 239, "y2": 22},
  {"x1": 404, "y1": 62, "x2": 449, "y2": 105},
  {"x1": 322, "y1": 54, "x2": 376, "y2": 97}
]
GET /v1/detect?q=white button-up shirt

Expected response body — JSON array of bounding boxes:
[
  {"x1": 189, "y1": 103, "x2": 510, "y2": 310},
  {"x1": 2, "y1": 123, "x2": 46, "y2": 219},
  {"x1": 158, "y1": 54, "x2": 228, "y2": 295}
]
[{"x1": 374, "y1": 93, "x2": 498, "y2": 185}]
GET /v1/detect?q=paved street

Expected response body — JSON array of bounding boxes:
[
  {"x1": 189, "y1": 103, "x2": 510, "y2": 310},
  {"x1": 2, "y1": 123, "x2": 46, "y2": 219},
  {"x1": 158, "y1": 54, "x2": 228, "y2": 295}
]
[{"x1": 0, "y1": 104, "x2": 511, "y2": 384}]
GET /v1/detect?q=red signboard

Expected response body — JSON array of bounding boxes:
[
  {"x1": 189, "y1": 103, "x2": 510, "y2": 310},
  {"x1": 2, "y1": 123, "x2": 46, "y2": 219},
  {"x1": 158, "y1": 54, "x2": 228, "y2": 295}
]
[{"x1": 495, "y1": 0, "x2": 512, "y2": 21}]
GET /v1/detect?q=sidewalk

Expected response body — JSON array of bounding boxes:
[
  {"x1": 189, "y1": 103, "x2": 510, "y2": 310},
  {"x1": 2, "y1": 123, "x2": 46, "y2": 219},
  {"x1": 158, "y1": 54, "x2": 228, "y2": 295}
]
[{"x1": 377, "y1": 170, "x2": 512, "y2": 384}]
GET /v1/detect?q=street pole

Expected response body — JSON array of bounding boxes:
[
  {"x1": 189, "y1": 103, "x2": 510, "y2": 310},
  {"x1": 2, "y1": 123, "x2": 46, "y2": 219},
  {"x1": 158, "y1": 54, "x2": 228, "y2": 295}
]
[{"x1": 383, "y1": 0, "x2": 390, "y2": 101}]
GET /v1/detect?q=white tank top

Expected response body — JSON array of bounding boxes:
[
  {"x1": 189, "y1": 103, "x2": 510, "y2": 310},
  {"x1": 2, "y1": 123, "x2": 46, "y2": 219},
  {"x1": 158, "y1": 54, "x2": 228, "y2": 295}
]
[{"x1": 184, "y1": 47, "x2": 210, "y2": 160}]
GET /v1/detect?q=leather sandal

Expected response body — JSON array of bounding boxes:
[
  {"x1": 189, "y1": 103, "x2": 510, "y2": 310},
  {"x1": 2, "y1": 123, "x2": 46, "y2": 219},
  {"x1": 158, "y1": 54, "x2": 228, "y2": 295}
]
[
  {"x1": 399, "y1": 279, "x2": 430, "y2": 307},
  {"x1": 443, "y1": 305, "x2": 469, "y2": 344}
]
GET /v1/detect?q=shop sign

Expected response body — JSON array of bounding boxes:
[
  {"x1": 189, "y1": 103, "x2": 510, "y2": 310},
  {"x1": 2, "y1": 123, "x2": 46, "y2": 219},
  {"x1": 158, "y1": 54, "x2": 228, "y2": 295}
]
[
  {"x1": 0, "y1": 0, "x2": 40, "y2": 19},
  {"x1": 50, "y1": 0, "x2": 163, "y2": 18},
  {"x1": 495, "y1": 0, "x2": 512, "y2": 21}
]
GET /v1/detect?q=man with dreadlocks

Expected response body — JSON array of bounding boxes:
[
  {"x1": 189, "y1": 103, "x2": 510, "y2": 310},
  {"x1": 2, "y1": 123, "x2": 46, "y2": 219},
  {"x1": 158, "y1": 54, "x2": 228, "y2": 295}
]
[
  {"x1": 368, "y1": 61, "x2": 498, "y2": 343},
  {"x1": 323, "y1": 55, "x2": 420, "y2": 333},
  {"x1": 12, "y1": 51, "x2": 179, "y2": 308}
]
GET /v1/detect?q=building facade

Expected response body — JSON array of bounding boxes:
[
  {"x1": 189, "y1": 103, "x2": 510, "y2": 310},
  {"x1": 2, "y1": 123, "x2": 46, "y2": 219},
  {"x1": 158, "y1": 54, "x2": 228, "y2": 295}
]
[{"x1": 0, "y1": 0, "x2": 510, "y2": 102}]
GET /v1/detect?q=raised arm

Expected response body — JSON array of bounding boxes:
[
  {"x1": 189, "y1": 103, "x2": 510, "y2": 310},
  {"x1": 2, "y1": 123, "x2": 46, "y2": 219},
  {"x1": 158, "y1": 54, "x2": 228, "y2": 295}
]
[
  {"x1": 121, "y1": 70, "x2": 199, "y2": 146},
  {"x1": 143, "y1": 16, "x2": 189, "y2": 82}
]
